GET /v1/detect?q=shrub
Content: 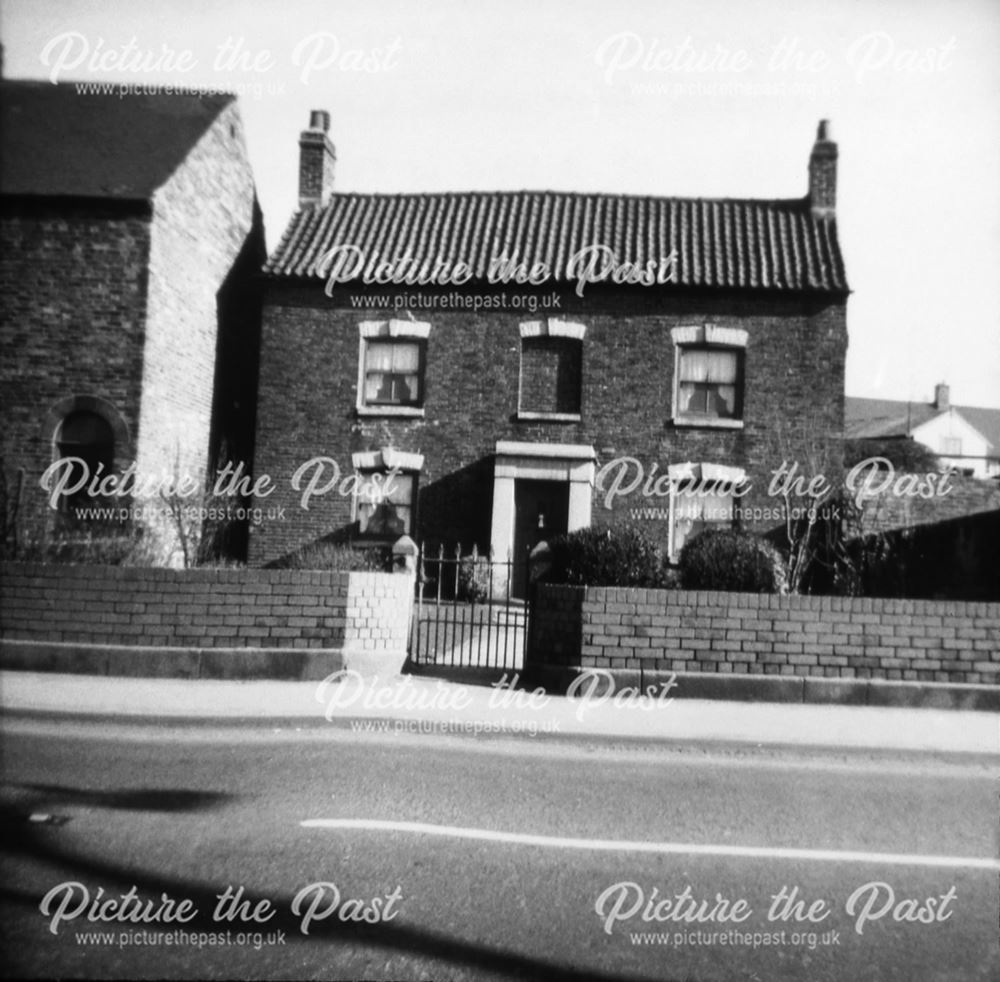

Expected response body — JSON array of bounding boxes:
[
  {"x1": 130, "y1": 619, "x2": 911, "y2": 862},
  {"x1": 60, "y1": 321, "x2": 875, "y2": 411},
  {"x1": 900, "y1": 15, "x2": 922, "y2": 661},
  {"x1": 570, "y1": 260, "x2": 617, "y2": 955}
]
[
  {"x1": 14, "y1": 529, "x2": 164, "y2": 567},
  {"x1": 844, "y1": 437, "x2": 940, "y2": 473},
  {"x1": 545, "y1": 525, "x2": 672, "y2": 588},
  {"x1": 271, "y1": 541, "x2": 388, "y2": 572},
  {"x1": 679, "y1": 528, "x2": 788, "y2": 594},
  {"x1": 457, "y1": 553, "x2": 491, "y2": 602}
]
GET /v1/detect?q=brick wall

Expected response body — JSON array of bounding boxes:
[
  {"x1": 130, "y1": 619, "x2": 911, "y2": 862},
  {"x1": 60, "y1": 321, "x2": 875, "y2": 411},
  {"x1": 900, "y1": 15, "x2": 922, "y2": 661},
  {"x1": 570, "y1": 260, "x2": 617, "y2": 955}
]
[
  {"x1": 140, "y1": 101, "x2": 262, "y2": 559},
  {"x1": 250, "y1": 284, "x2": 846, "y2": 564},
  {"x1": 1, "y1": 100, "x2": 262, "y2": 565},
  {"x1": 0, "y1": 202, "x2": 151, "y2": 536},
  {"x1": 529, "y1": 584, "x2": 1000, "y2": 685},
  {"x1": 0, "y1": 562, "x2": 412, "y2": 655},
  {"x1": 855, "y1": 473, "x2": 1000, "y2": 534},
  {"x1": 520, "y1": 337, "x2": 581, "y2": 414}
]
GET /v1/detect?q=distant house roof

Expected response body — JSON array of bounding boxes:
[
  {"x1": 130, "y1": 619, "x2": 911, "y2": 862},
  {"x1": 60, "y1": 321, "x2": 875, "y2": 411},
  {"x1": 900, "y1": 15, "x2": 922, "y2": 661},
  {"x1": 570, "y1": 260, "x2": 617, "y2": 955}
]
[
  {"x1": 845, "y1": 396, "x2": 1000, "y2": 452},
  {"x1": 959, "y1": 406, "x2": 1000, "y2": 455},
  {"x1": 266, "y1": 191, "x2": 848, "y2": 292},
  {"x1": 0, "y1": 80, "x2": 234, "y2": 202}
]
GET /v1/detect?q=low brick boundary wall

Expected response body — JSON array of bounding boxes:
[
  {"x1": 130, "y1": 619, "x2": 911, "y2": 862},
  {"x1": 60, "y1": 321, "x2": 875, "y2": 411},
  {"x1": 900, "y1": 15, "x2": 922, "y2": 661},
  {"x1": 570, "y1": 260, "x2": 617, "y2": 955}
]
[
  {"x1": 0, "y1": 562, "x2": 413, "y2": 678},
  {"x1": 529, "y1": 586, "x2": 1000, "y2": 686}
]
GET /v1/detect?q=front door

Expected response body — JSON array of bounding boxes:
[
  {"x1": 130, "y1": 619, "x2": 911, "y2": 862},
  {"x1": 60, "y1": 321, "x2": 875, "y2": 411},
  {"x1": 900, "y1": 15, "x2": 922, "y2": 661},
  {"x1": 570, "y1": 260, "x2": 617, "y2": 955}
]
[{"x1": 512, "y1": 479, "x2": 569, "y2": 598}]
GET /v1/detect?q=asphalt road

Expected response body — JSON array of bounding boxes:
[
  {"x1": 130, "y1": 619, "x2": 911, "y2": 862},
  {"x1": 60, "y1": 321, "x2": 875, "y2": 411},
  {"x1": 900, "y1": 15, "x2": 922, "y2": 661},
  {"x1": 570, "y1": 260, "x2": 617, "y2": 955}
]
[{"x1": 1, "y1": 717, "x2": 998, "y2": 981}]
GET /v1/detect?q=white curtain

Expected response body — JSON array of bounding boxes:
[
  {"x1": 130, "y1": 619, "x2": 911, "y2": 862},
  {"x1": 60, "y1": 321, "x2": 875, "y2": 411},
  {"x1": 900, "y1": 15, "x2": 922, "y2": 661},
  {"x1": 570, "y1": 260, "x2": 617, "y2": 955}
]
[
  {"x1": 672, "y1": 488, "x2": 733, "y2": 554},
  {"x1": 357, "y1": 473, "x2": 414, "y2": 534},
  {"x1": 679, "y1": 349, "x2": 737, "y2": 383},
  {"x1": 365, "y1": 343, "x2": 392, "y2": 373},
  {"x1": 365, "y1": 342, "x2": 420, "y2": 402}
]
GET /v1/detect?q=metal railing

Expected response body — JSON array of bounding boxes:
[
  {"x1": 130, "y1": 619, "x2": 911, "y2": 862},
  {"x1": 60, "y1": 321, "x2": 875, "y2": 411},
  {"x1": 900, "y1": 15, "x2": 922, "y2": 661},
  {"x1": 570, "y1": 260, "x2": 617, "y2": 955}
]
[{"x1": 410, "y1": 544, "x2": 528, "y2": 670}]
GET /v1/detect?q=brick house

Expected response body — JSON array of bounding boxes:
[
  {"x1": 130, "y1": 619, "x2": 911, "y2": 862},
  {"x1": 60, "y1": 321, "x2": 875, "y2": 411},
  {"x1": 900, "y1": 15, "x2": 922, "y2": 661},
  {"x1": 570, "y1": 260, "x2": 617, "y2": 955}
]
[
  {"x1": 0, "y1": 80, "x2": 264, "y2": 563},
  {"x1": 251, "y1": 113, "x2": 848, "y2": 587}
]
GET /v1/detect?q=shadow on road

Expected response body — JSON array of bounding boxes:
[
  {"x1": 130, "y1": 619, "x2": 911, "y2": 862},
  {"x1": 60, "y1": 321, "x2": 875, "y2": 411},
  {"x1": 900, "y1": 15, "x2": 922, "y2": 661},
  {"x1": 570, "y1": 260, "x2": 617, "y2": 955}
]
[
  {"x1": 10, "y1": 783, "x2": 236, "y2": 813},
  {"x1": 0, "y1": 784, "x2": 686, "y2": 982}
]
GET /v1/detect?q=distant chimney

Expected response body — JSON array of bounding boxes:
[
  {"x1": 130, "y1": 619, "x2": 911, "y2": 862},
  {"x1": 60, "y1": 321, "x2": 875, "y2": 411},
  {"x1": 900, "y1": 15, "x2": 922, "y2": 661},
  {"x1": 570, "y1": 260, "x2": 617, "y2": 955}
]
[
  {"x1": 298, "y1": 109, "x2": 336, "y2": 207},
  {"x1": 808, "y1": 119, "x2": 837, "y2": 218},
  {"x1": 934, "y1": 382, "x2": 950, "y2": 410}
]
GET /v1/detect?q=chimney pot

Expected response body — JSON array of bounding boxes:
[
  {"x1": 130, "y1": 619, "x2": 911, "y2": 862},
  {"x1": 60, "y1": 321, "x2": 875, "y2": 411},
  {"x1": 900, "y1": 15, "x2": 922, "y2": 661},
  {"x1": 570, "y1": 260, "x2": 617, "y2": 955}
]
[{"x1": 308, "y1": 109, "x2": 331, "y2": 133}]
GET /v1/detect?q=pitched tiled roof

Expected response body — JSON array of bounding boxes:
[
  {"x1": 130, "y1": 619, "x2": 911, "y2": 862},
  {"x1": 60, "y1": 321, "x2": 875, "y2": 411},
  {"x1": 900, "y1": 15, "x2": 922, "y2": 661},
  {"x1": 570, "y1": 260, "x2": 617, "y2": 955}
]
[
  {"x1": 960, "y1": 406, "x2": 1000, "y2": 454},
  {"x1": 0, "y1": 80, "x2": 234, "y2": 201},
  {"x1": 845, "y1": 396, "x2": 1000, "y2": 450},
  {"x1": 266, "y1": 191, "x2": 848, "y2": 292},
  {"x1": 844, "y1": 398, "x2": 938, "y2": 440}
]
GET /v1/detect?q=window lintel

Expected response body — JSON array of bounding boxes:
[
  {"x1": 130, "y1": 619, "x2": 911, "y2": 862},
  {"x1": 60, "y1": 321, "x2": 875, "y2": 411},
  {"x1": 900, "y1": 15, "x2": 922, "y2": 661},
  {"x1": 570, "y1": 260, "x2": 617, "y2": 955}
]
[
  {"x1": 670, "y1": 325, "x2": 748, "y2": 348},
  {"x1": 358, "y1": 319, "x2": 431, "y2": 340}
]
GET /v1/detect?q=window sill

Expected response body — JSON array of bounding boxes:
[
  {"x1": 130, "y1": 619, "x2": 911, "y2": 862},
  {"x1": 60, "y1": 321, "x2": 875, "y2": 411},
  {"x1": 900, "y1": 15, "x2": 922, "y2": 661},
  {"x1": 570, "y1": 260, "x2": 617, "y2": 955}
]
[
  {"x1": 671, "y1": 416, "x2": 744, "y2": 430},
  {"x1": 517, "y1": 411, "x2": 582, "y2": 423},
  {"x1": 356, "y1": 405, "x2": 426, "y2": 418}
]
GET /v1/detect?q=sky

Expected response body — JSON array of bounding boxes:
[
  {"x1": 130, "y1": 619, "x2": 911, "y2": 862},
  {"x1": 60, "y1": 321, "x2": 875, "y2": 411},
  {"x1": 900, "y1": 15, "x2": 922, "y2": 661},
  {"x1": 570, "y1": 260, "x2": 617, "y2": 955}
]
[{"x1": 3, "y1": 0, "x2": 999, "y2": 408}]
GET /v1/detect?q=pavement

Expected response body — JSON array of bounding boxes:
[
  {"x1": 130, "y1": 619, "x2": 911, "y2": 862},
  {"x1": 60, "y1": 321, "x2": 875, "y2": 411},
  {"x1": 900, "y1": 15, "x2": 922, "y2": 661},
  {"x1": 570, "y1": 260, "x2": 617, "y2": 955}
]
[{"x1": 2, "y1": 669, "x2": 997, "y2": 757}]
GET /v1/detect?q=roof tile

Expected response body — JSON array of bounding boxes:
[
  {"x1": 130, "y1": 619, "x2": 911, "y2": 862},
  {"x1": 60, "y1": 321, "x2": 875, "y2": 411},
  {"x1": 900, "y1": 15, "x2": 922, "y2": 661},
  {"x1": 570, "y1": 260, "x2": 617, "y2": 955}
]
[
  {"x1": 846, "y1": 396, "x2": 1000, "y2": 450},
  {"x1": 266, "y1": 191, "x2": 848, "y2": 293}
]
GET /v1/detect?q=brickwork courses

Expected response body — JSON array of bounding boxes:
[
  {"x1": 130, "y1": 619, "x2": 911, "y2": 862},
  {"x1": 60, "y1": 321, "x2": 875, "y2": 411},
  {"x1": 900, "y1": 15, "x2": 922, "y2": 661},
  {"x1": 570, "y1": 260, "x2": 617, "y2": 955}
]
[
  {"x1": 530, "y1": 584, "x2": 1000, "y2": 686},
  {"x1": 0, "y1": 562, "x2": 411, "y2": 661}
]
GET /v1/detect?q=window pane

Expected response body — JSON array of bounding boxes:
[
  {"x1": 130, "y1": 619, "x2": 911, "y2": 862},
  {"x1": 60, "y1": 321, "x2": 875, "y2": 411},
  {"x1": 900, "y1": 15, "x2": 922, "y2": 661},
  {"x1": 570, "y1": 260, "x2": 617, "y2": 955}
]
[
  {"x1": 672, "y1": 485, "x2": 733, "y2": 557},
  {"x1": 357, "y1": 472, "x2": 414, "y2": 536},
  {"x1": 392, "y1": 374, "x2": 418, "y2": 403},
  {"x1": 679, "y1": 349, "x2": 711, "y2": 382},
  {"x1": 358, "y1": 502, "x2": 410, "y2": 535},
  {"x1": 390, "y1": 343, "x2": 420, "y2": 373},
  {"x1": 680, "y1": 348, "x2": 737, "y2": 382},
  {"x1": 716, "y1": 384, "x2": 736, "y2": 415},
  {"x1": 700, "y1": 490, "x2": 733, "y2": 524},
  {"x1": 367, "y1": 371, "x2": 419, "y2": 404},
  {"x1": 677, "y1": 347, "x2": 739, "y2": 417},
  {"x1": 674, "y1": 492, "x2": 701, "y2": 521},
  {"x1": 357, "y1": 472, "x2": 413, "y2": 506},
  {"x1": 386, "y1": 473, "x2": 414, "y2": 506},
  {"x1": 364, "y1": 342, "x2": 422, "y2": 405},
  {"x1": 365, "y1": 342, "x2": 395, "y2": 372},
  {"x1": 682, "y1": 383, "x2": 733, "y2": 417},
  {"x1": 364, "y1": 374, "x2": 385, "y2": 402},
  {"x1": 679, "y1": 383, "x2": 705, "y2": 414},
  {"x1": 673, "y1": 517, "x2": 695, "y2": 555},
  {"x1": 704, "y1": 351, "x2": 737, "y2": 383}
]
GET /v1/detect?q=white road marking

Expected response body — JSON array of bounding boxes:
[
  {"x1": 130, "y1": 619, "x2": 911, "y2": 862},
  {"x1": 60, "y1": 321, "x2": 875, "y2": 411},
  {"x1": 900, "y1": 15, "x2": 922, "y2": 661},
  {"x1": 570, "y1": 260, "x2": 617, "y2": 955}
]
[{"x1": 300, "y1": 818, "x2": 1000, "y2": 871}]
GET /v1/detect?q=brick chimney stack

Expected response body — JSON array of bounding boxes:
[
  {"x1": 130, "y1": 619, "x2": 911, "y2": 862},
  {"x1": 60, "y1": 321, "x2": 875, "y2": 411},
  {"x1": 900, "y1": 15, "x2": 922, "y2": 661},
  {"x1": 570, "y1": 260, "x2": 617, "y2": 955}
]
[
  {"x1": 298, "y1": 109, "x2": 336, "y2": 208},
  {"x1": 934, "y1": 382, "x2": 950, "y2": 410},
  {"x1": 808, "y1": 119, "x2": 837, "y2": 218}
]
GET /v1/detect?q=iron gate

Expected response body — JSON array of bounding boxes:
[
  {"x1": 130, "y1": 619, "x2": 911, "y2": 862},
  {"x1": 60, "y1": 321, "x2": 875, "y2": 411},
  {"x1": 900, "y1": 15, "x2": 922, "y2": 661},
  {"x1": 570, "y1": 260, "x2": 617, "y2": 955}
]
[{"x1": 409, "y1": 545, "x2": 529, "y2": 670}]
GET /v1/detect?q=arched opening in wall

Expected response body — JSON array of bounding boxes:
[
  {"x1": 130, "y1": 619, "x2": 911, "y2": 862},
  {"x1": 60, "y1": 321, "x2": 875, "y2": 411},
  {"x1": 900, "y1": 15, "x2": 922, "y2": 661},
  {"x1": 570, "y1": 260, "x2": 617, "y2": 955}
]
[
  {"x1": 43, "y1": 396, "x2": 130, "y2": 528},
  {"x1": 53, "y1": 410, "x2": 114, "y2": 514}
]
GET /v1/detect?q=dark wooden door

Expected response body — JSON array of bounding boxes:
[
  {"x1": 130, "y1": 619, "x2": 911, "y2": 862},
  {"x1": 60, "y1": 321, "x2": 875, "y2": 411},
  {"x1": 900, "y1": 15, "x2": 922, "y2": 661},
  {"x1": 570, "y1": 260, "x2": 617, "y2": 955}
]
[{"x1": 512, "y1": 479, "x2": 569, "y2": 597}]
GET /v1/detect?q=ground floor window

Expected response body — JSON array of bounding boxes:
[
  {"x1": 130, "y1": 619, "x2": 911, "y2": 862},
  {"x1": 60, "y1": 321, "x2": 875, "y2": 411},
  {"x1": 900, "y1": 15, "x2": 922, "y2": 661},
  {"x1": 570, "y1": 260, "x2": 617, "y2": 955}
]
[
  {"x1": 351, "y1": 448, "x2": 425, "y2": 540},
  {"x1": 355, "y1": 470, "x2": 416, "y2": 537},
  {"x1": 668, "y1": 463, "x2": 747, "y2": 560}
]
